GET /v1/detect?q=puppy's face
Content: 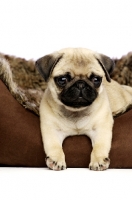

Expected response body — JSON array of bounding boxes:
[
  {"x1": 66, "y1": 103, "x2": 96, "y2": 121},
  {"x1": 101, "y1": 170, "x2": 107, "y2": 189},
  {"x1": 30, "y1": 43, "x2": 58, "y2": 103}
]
[{"x1": 36, "y1": 48, "x2": 114, "y2": 110}]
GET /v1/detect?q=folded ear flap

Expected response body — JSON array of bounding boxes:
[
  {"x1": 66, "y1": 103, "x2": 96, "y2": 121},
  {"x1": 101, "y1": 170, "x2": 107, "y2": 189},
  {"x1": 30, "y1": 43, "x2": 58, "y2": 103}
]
[
  {"x1": 35, "y1": 53, "x2": 63, "y2": 82},
  {"x1": 96, "y1": 54, "x2": 115, "y2": 82}
]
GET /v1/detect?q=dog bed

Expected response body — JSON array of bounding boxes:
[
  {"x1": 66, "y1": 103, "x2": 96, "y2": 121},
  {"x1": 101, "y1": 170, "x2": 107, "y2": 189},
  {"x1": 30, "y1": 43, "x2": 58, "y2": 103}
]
[{"x1": 0, "y1": 52, "x2": 132, "y2": 168}]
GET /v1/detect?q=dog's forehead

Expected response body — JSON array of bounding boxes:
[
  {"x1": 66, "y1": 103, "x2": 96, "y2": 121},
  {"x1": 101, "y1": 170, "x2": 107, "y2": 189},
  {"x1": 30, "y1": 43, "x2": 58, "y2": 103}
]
[{"x1": 52, "y1": 48, "x2": 103, "y2": 77}]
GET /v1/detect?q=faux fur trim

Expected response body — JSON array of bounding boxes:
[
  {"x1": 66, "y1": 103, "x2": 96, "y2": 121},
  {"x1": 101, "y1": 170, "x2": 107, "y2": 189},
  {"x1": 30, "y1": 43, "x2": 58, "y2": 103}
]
[
  {"x1": 0, "y1": 52, "x2": 132, "y2": 116},
  {"x1": 112, "y1": 52, "x2": 132, "y2": 86},
  {"x1": 0, "y1": 55, "x2": 42, "y2": 115}
]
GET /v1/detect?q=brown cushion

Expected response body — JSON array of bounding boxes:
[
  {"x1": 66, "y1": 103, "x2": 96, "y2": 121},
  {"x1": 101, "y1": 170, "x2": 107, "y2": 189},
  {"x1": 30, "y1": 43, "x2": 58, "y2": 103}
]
[{"x1": 0, "y1": 80, "x2": 132, "y2": 168}]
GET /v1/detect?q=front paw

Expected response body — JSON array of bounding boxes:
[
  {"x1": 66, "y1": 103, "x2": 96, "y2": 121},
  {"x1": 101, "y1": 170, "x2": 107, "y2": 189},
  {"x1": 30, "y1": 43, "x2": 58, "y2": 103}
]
[
  {"x1": 45, "y1": 155, "x2": 67, "y2": 171},
  {"x1": 89, "y1": 157, "x2": 110, "y2": 171}
]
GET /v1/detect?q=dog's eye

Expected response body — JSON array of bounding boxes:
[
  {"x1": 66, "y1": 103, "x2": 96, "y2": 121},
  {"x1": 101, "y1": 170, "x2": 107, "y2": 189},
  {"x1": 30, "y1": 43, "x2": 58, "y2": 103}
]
[
  {"x1": 89, "y1": 75, "x2": 102, "y2": 88},
  {"x1": 54, "y1": 75, "x2": 71, "y2": 87},
  {"x1": 57, "y1": 77, "x2": 67, "y2": 86}
]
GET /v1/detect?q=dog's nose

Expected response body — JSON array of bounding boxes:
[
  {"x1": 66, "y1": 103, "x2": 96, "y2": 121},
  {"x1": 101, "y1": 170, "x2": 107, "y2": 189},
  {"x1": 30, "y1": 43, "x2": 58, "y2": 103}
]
[{"x1": 76, "y1": 81, "x2": 86, "y2": 89}]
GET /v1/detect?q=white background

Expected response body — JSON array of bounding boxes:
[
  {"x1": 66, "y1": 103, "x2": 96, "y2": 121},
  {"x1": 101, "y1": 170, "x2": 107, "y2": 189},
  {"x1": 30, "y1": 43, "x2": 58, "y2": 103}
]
[
  {"x1": 0, "y1": 0, "x2": 132, "y2": 199},
  {"x1": 0, "y1": 168, "x2": 132, "y2": 200},
  {"x1": 0, "y1": 0, "x2": 132, "y2": 60}
]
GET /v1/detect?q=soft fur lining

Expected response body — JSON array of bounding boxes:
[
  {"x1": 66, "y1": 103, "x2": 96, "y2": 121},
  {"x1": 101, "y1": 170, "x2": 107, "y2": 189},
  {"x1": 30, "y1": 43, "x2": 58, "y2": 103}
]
[{"x1": 0, "y1": 55, "x2": 43, "y2": 115}]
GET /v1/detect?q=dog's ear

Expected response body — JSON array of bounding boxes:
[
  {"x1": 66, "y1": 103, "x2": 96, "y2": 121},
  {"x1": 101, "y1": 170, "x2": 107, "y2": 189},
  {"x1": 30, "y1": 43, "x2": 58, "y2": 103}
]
[
  {"x1": 95, "y1": 54, "x2": 115, "y2": 82},
  {"x1": 35, "y1": 53, "x2": 63, "y2": 82}
]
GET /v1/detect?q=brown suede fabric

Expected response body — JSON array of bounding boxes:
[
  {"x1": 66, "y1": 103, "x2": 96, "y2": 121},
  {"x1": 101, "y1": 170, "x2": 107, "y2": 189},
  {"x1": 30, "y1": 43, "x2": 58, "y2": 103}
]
[
  {"x1": 0, "y1": 80, "x2": 132, "y2": 168},
  {"x1": 0, "y1": 80, "x2": 45, "y2": 167}
]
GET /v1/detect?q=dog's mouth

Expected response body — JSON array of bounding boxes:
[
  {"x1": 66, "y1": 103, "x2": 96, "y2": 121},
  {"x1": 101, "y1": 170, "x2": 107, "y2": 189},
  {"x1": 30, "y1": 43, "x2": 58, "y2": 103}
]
[
  {"x1": 60, "y1": 82, "x2": 98, "y2": 108},
  {"x1": 62, "y1": 98, "x2": 92, "y2": 108}
]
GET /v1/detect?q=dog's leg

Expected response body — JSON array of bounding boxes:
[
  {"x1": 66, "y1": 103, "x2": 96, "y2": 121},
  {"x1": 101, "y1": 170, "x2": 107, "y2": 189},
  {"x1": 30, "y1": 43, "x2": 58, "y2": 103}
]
[
  {"x1": 88, "y1": 122, "x2": 113, "y2": 171},
  {"x1": 41, "y1": 127, "x2": 67, "y2": 171}
]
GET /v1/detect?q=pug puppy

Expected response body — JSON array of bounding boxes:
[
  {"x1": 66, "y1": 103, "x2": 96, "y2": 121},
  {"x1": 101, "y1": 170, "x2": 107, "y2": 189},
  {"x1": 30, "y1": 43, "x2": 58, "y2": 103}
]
[{"x1": 36, "y1": 48, "x2": 132, "y2": 171}]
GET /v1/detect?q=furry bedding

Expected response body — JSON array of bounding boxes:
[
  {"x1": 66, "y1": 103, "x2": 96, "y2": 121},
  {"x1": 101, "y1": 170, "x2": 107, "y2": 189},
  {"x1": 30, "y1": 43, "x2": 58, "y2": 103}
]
[{"x1": 0, "y1": 52, "x2": 132, "y2": 168}]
